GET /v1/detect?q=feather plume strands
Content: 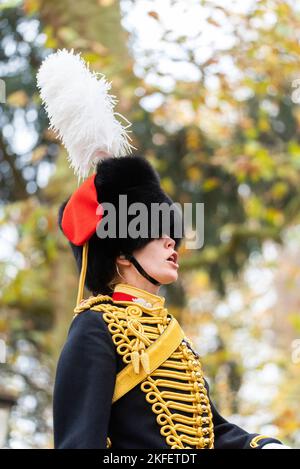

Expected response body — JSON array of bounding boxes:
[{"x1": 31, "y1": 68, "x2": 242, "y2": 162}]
[{"x1": 36, "y1": 48, "x2": 137, "y2": 179}]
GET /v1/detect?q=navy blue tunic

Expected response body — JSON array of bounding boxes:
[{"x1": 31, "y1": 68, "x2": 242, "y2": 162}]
[{"x1": 53, "y1": 309, "x2": 283, "y2": 449}]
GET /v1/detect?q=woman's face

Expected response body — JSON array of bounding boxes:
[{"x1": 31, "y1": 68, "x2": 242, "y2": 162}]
[{"x1": 133, "y1": 234, "x2": 179, "y2": 285}]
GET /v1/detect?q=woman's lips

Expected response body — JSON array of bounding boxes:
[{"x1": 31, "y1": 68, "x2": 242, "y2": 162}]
[{"x1": 166, "y1": 259, "x2": 179, "y2": 269}]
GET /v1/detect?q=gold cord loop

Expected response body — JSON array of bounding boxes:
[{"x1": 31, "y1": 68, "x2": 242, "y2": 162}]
[
  {"x1": 127, "y1": 318, "x2": 151, "y2": 374},
  {"x1": 76, "y1": 242, "x2": 89, "y2": 307}
]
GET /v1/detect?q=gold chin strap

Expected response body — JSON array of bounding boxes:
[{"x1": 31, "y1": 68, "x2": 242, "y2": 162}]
[{"x1": 76, "y1": 241, "x2": 89, "y2": 307}]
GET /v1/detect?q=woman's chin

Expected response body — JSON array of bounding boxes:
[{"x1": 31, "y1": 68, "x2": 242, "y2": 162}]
[{"x1": 157, "y1": 269, "x2": 179, "y2": 284}]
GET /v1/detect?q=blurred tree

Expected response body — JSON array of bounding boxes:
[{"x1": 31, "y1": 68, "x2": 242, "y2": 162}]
[
  {"x1": 0, "y1": 5, "x2": 59, "y2": 202},
  {"x1": 0, "y1": 0, "x2": 300, "y2": 448},
  {"x1": 126, "y1": 0, "x2": 300, "y2": 294}
]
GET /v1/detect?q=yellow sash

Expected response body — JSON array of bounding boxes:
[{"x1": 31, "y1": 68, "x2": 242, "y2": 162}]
[{"x1": 112, "y1": 316, "x2": 185, "y2": 403}]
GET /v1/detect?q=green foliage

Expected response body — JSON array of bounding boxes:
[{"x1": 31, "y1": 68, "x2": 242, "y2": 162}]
[{"x1": 1, "y1": 0, "x2": 300, "y2": 448}]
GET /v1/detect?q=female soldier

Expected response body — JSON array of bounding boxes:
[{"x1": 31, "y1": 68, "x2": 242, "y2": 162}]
[
  {"x1": 53, "y1": 155, "x2": 287, "y2": 450},
  {"x1": 37, "y1": 49, "x2": 289, "y2": 450}
]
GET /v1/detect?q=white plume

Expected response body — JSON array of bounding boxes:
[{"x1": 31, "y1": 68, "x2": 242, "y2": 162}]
[{"x1": 36, "y1": 48, "x2": 137, "y2": 179}]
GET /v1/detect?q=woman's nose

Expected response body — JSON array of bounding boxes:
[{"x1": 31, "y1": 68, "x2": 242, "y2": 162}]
[{"x1": 163, "y1": 235, "x2": 175, "y2": 249}]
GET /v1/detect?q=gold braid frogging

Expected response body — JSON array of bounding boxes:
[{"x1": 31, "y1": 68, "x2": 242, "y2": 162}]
[{"x1": 73, "y1": 295, "x2": 214, "y2": 449}]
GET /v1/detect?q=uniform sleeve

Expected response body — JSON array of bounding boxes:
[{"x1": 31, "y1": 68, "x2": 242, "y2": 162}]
[
  {"x1": 205, "y1": 380, "x2": 285, "y2": 449},
  {"x1": 53, "y1": 309, "x2": 117, "y2": 449}
]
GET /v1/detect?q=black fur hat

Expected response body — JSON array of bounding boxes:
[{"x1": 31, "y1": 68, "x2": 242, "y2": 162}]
[{"x1": 58, "y1": 155, "x2": 183, "y2": 296}]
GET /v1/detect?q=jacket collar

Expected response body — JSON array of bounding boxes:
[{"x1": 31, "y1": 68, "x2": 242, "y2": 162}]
[{"x1": 112, "y1": 282, "x2": 165, "y2": 309}]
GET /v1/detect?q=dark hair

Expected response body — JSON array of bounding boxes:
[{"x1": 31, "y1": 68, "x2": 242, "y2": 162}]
[{"x1": 58, "y1": 200, "x2": 119, "y2": 296}]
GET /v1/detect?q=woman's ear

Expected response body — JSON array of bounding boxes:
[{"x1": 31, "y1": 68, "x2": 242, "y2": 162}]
[{"x1": 116, "y1": 254, "x2": 131, "y2": 267}]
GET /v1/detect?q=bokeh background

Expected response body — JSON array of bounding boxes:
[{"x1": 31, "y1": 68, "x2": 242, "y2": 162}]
[{"x1": 0, "y1": 0, "x2": 300, "y2": 449}]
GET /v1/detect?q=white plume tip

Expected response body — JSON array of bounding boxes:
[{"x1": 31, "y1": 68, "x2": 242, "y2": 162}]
[{"x1": 37, "y1": 48, "x2": 137, "y2": 179}]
